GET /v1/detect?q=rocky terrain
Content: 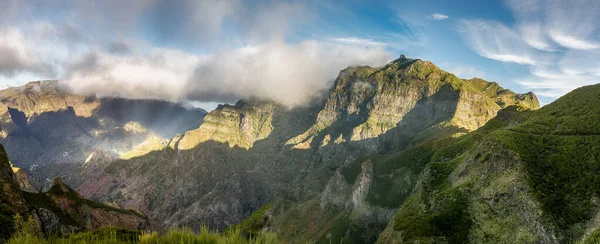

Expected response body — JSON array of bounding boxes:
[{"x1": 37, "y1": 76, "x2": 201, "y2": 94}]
[
  {"x1": 14, "y1": 55, "x2": 600, "y2": 243},
  {"x1": 0, "y1": 143, "x2": 152, "y2": 241},
  {"x1": 66, "y1": 56, "x2": 538, "y2": 243}
]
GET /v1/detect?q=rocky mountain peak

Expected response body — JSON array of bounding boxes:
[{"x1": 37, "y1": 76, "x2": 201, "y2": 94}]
[
  {"x1": 168, "y1": 56, "x2": 539, "y2": 154},
  {"x1": 0, "y1": 142, "x2": 153, "y2": 239},
  {"x1": 393, "y1": 54, "x2": 411, "y2": 62},
  {"x1": 287, "y1": 56, "x2": 538, "y2": 151}
]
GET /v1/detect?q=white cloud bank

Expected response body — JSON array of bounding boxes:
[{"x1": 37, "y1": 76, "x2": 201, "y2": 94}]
[
  {"x1": 460, "y1": 0, "x2": 600, "y2": 100},
  {"x1": 0, "y1": 0, "x2": 394, "y2": 108},
  {"x1": 61, "y1": 40, "x2": 390, "y2": 107}
]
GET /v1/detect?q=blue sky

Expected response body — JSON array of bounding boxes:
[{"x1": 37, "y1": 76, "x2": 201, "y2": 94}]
[{"x1": 1, "y1": 0, "x2": 599, "y2": 110}]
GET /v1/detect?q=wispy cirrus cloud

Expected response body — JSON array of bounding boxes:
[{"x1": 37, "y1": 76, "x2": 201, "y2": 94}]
[
  {"x1": 460, "y1": 0, "x2": 600, "y2": 102},
  {"x1": 427, "y1": 13, "x2": 449, "y2": 20}
]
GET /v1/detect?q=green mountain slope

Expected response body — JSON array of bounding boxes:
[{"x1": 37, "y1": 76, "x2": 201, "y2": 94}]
[{"x1": 378, "y1": 84, "x2": 600, "y2": 243}]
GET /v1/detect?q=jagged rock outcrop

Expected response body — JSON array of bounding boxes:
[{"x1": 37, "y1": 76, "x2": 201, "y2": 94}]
[
  {"x1": 11, "y1": 164, "x2": 38, "y2": 192},
  {"x1": 24, "y1": 177, "x2": 152, "y2": 236}
]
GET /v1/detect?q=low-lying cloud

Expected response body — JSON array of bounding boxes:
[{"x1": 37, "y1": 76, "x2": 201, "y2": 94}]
[
  {"x1": 61, "y1": 40, "x2": 390, "y2": 107},
  {"x1": 0, "y1": 0, "x2": 400, "y2": 108}
]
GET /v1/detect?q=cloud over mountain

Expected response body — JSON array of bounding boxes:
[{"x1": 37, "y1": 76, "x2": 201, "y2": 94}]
[
  {"x1": 61, "y1": 40, "x2": 390, "y2": 107},
  {"x1": 0, "y1": 0, "x2": 394, "y2": 107}
]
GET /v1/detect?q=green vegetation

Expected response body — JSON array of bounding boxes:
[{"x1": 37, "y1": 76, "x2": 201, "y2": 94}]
[
  {"x1": 582, "y1": 228, "x2": 600, "y2": 244},
  {"x1": 365, "y1": 144, "x2": 439, "y2": 208},
  {"x1": 509, "y1": 84, "x2": 600, "y2": 135},
  {"x1": 497, "y1": 132, "x2": 600, "y2": 240},
  {"x1": 10, "y1": 214, "x2": 43, "y2": 241},
  {"x1": 24, "y1": 177, "x2": 146, "y2": 224},
  {"x1": 392, "y1": 158, "x2": 471, "y2": 244},
  {"x1": 313, "y1": 214, "x2": 378, "y2": 244},
  {"x1": 225, "y1": 204, "x2": 272, "y2": 238},
  {"x1": 0, "y1": 185, "x2": 16, "y2": 240},
  {"x1": 8, "y1": 226, "x2": 278, "y2": 244},
  {"x1": 487, "y1": 84, "x2": 600, "y2": 241},
  {"x1": 387, "y1": 84, "x2": 600, "y2": 242},
  {"x1": 0, "y1": 143, "x2": 26, "y2": 241}
]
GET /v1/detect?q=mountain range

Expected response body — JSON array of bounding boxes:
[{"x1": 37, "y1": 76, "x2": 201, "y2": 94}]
[{"x1": 2, "y1": 55, "x2": 600, "y2": 243}]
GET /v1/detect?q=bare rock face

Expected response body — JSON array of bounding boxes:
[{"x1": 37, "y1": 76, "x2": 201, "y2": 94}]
[
  {"x1": 177, "y1": 100, "x2": 276, "y2": 150},
  {"x1": 11, "y1": 164, "x2": 38, "y2": 192}
]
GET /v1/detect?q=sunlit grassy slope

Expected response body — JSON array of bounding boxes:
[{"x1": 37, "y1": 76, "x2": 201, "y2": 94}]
[{"x1": 8, "y1": 226, "x2": 278, "y2": 244}]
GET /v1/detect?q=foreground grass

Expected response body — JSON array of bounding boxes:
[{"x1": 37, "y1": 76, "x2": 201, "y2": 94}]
[{"x1": 8, "y1": 226, "x2": 278, "y2": 244}]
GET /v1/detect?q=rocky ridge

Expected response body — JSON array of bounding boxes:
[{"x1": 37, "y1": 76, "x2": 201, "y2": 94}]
[
  {"x1": 0, "y1": 55, "x2": 548, "y2": 243},
  {"x1": 73, "y1": 55, "x2": 539, "y2": 243}
]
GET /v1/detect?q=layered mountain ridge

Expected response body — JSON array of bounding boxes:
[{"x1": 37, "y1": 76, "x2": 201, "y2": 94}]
[
  {"x1": 65, "y1": 56, "x2": 539, "y2": 243},
  {"x1": 0, "y1": 80, "x2": 206, "y2": 187},
  {"x1": 0, "y1": 55, "x2": 556, "y2": 243}
]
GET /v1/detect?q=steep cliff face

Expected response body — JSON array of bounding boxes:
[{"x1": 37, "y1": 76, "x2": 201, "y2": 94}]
[
  {"x1": 0, "y1": 80, "x2": 206, "y2": 187},
  {"x1": 378, "y1": 84, "x2": 600, "y2": 243},
  {"x1": 176, "y1": 100, "x2": 277, "y2": 150},
  {"x1": 71, "y1": 56, "x2": 538, "y2": 243},
  {"x1": 287, "y1": 56, "x2": 537, "y2": 152}
]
